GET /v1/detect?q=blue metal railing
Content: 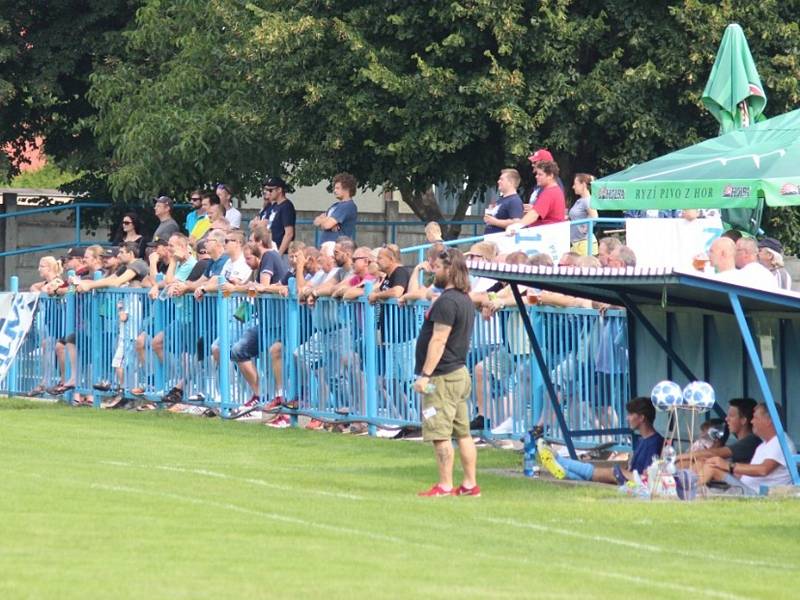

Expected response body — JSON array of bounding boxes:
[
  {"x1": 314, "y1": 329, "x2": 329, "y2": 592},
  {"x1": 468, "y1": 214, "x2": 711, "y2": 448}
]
[
  {"x1": 0, "y1": 202, "x2": 113, "y2": 258},
  {"x1": 0, "y1": 198, "x2": 485, "y2": 259},
  {"x1": 2, "y1": 281, "x2": 631, "y2": 445},
  {"x1": 295, "y1": 218, "x2": 484, "y2": 248}
]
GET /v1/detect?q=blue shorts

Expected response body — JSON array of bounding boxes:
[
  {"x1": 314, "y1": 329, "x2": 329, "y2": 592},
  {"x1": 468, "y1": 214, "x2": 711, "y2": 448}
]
[{"x1": 230, "y1": 326, "x2": 260, "y2": 362}]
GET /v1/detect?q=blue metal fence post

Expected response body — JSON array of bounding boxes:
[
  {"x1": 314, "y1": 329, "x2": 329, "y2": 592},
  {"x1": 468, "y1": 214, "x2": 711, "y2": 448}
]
[
  {"x1": 363, "y1": 282, "x2": 378, "y2": 436},
  {"x1": 286, "y1": 278, "x2": 299, "y2": 427},
  {"x1": 216, "y1": 275, "x2": 231, "y2": 416},
  {"x1": 64, "y1": 270, "x2": 76, "y2": 405},
  {"x1": 75, "y1": 205, "x2": 81, "y2": 247},
  {"x1": 153, "y1": 274, "x2": 165, "y2": 397},
  {"x1": 729, "y1": 292, "x2": 800, "y2": 485},
  {"x1": 90, "y1": 271, "x2": 103, "y2": 408},
  {"x1": 7, "y1": 276, "x2": 20, "y2": 394}
]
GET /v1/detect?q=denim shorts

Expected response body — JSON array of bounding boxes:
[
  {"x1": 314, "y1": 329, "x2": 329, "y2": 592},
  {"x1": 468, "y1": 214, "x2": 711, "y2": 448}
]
[{"x1": 230, "y1": 326, "x2": 260, "y2": 362}]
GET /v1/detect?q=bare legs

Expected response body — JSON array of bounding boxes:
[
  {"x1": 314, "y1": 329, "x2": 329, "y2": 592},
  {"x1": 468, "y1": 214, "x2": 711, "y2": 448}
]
[{"x1": 432, "y1": 436, "x2": 477, "y2": 489}]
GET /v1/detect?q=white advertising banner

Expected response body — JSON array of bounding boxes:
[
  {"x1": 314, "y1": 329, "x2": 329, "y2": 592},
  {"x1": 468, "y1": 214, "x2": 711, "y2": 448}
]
[
  {"x1": 624, "y1": 217, "x2": 724, "y2": 269},
  {"x1": 0, "y1": 292, "x2": 40, "y2": 385},
  {"x1": 485, "y1": 221, "x2": 571, "y2": 263}
]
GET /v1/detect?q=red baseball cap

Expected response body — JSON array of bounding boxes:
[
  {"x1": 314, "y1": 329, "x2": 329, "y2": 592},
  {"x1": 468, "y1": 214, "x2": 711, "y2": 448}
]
[{"x1": 528, "y1": 148, "x2": 553, "y2": 163}]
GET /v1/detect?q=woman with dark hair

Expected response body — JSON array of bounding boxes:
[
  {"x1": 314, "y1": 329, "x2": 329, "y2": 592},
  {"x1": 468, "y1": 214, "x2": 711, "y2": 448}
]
[
  {"x1": 112, "y1": 212, "x2": 148, "y2": 258},
  {"x1": 569, "y1": 173, "x2": 599, "y2": 255}
]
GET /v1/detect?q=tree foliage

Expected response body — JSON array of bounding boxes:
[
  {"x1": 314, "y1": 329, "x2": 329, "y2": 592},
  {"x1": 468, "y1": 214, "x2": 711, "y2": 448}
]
[
  {"x1": 5, "y1": 1, "x2": 800, "y2": 243},
  {"x1": 0, "y1": 1, "x2": 139, "y2": 182}
]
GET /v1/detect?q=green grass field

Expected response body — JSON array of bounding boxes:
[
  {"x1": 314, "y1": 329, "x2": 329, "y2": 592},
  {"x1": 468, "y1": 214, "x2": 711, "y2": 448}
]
[{"x1": 1, "y1": 399, "x2": 798, "y2": 599}]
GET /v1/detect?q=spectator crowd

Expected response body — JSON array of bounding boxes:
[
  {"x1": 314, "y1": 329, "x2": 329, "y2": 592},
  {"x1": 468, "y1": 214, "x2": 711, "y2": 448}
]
[{"x1": 22, "y1": 152, "x2": 797, "y2": 495}]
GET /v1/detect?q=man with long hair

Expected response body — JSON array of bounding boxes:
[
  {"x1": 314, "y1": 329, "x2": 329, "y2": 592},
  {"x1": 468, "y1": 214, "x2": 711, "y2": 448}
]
[{"x1": 414, "y1": 248, "x2": 479, "y2": 497}]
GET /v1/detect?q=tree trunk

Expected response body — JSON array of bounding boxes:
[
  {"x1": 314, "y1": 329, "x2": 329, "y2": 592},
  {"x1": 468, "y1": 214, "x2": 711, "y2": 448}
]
[
  {"x1": 443, "y1": 181, "x2": 477, "y2": 240},
  {"x1": 398, "y1": 183, "x2": 443, "y2": 223}
]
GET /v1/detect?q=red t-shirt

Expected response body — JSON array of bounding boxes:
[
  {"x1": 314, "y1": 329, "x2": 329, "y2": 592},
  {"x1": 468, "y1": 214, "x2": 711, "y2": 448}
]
[{"x1": 531, "y1": 185, "x2": 566, "y2": 226}]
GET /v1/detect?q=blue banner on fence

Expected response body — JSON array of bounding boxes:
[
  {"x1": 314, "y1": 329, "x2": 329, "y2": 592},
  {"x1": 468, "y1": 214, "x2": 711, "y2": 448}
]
[{"x1": 0, "y1": 292, "x2": 40, "y2": 384}]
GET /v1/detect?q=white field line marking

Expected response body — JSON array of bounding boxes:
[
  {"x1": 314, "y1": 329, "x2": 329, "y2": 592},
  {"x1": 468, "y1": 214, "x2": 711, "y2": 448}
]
[
  {"x1": 90, "y1": 483, "x2": 397, "y2": 543},
  {"x1": 475, "y1": 552, "x2": 751, "y2": 600},
  {"x1": 482, "y1": 516, "x2": 795, "y2": 572},
  {"x1": 91, "y1": 482, "x2": 746, "y2": 600},
  {"x1": 8, "y1": 469, "x2": 752, "y2": 599},
  {"x1": 157, "y1": 465, "x2": 364, "y2": 501},
  {"x1": 98, "y1": 460, "x2": 363, "y2": 501},
  {"x1": 566, "y1": 565, "x2": 751, "y2": 600}
]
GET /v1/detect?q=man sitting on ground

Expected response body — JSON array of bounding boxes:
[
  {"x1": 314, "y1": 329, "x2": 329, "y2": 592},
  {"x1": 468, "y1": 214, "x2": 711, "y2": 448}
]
[
  {"x1": 700, "y1": 402, "x2": 796, "y2": 494},
  {"x1": 537, "y1": 397, "x2": 664, "y2": 483},
  {"x1": 676, "y1": 398, "x2": 760, "y2": 469}
]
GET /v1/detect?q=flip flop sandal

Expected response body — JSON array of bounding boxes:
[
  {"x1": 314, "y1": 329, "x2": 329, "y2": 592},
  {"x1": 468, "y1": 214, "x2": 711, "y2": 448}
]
[{"x1": 49, "y1": 383, "x2": 75, "y2": 395}]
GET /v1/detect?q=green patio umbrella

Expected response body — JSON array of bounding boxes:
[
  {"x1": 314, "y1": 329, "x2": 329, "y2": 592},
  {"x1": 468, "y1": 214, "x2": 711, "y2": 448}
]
[
  {"x1": 702, "y1": 24, "x2": 767, "y2": 231},
  {"x1": 593, "y1": 108, "x2": 800, "y2": 211},
  {"x1": 702, "y1": 23, "x2": 767, "y2": 134}
]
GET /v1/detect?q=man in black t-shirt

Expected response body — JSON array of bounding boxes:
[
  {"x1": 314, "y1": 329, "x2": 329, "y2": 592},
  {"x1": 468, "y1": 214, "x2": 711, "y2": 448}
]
[
  {"x1": 414, "y1": 248, "x2": 479, "y2": 498},
  {"x1": 264, "y1": 177, "x2": 296, "y2": 257},
  {"x1": 677, "y1": 397, "x2": 761, "y2": 469}
]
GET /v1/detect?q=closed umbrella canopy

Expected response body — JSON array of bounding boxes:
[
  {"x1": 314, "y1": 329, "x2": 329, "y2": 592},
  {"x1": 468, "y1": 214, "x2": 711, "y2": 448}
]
[
  {"x1": 702, "y1": 23, "x2": 767, "y2": 134},
  {"x1": 594, "y1": 108, "x2": 800, "y2": 210}
]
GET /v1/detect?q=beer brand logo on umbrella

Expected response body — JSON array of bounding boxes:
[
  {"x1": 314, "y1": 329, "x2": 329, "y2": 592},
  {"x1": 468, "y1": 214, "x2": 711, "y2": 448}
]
[
  {"x1": 722, "y1": 185, "x2": 752, "y2": 198},
  {"x1": 780, "y1": 183, "x2": 800, "y2": 196},
  {"x1": 597, "y1": 187, "x2": 625, "y2": 200}
]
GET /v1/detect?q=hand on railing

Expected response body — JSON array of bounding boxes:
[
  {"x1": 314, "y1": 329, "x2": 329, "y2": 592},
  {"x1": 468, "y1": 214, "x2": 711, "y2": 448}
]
[{"x1": 167, "y1": 282, "x2": 187, "y2": 297}]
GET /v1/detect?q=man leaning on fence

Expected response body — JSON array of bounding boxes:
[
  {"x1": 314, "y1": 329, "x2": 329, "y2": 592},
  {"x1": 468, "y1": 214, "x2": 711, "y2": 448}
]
[{"x1": 414, "y1": 247, "x2": 480, "y2": 498}]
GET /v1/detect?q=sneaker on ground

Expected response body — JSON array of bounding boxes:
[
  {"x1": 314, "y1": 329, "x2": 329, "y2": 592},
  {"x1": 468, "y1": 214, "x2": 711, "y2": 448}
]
[
  {"x1": 187, "y1": 392, "x2": 206, "y2": 403},
  {"x1": 454, "y1": 484, "x2": 481, "y2": 497},
  {"x1": 281, "y1": 398, "x2": 298, "y2": 410},
  {"x1": 490, "y1": 417, "x2": 514, "y2": 435},
  {"x1": 101, "y1": 395, "x2": 123, "y2": 409},
  {"x1": 418, "y1": 484, "x2": 455, "y2": 497},
  {"x1": 130, "y1": 387, "x2": 146, "y2": 396},
  {"x1": 305, "y1": 418, "x2": 325, "y2": 430},
  {"x1": 262, "y1": 396, "x2": 283, "y2": 413},
  {"x1": 231, "y1": 395, "x2": 261, "y2": 419},
  {"x1": 161, "y1": 387, "x2": 183, "y2": 404},
  {"x1": 266, "y1": 414, "x2": 291, "y2": 428},
  {"x1": 375, "y1": 427, "x2": 401, "y2": 438},
  {"x1": 536, "y1": 439, "x2": 566, "y2": 480}
]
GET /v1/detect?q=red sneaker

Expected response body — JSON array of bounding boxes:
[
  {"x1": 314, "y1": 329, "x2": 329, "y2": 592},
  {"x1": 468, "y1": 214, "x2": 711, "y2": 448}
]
[
  {"x1": 232, "y1": 395, "x2": 260, "y2": 419},
  {"x1": 263, "y1": 396, "x2": 283, "y2": 412},
  {"x1": 417, "y1": 484, "x2": 455, "y2": 497},
  {"x1": 266, "y1": 414, "x2": 291, "y2": 429},
  {"x1": 455, "y1": 484, "x2": 481, "y2": 497},
  {"x1": 305, "y1": 418, "x2": 324, "y2": 430}
]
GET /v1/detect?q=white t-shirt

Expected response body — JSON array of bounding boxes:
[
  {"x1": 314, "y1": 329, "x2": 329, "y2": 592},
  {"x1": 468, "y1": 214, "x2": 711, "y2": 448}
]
[
  {"x1": 715, "y1": 262, "x2": 779, "y2": 291},
  {"x1": 225, "y1": 206, "x2": 242, "y2": 229},
  {"x1": 221, "y1": 254, "x2": 252, "y2": 283},
  {"x1": 740, "y1": 435, "x2": 796, "y2": 492}
]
